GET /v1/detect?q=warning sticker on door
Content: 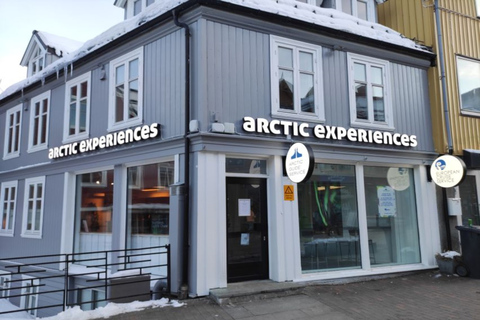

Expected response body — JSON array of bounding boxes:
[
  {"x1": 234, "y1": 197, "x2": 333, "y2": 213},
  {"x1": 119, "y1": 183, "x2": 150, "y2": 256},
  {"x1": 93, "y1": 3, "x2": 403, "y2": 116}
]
[{"x1": 284, "y1": 185, "x2": 294, "y2": 201}]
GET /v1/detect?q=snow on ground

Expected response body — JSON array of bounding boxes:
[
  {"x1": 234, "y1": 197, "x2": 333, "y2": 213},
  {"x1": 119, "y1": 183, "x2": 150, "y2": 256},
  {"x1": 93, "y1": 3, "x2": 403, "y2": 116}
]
[{"x1": 0, "y1": 298, "x2": 183, "y2": 320}]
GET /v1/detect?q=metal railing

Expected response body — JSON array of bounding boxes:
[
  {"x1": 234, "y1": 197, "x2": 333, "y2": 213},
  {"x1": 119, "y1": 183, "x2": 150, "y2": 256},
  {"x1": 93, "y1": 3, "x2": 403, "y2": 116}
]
[{"x1": 0, "y1": 245, "x2": 170, "y2": 317}]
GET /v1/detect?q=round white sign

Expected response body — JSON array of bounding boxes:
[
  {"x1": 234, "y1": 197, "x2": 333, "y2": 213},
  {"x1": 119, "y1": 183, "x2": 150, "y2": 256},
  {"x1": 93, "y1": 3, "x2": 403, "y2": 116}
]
[
  {"x1": 285, "y1": 143, "x2": 314, "y2": 183},
  {"x1": 387, "y1": 167, "x2": 410, "y2": 191},
  {"x1": 430, "y1": 155, "x2": 466, "y2": 188}
]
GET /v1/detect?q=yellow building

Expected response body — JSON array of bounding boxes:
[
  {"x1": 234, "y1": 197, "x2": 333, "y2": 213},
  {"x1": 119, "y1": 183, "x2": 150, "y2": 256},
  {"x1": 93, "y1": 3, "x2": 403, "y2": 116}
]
[{"x1": 378, "y1": 0, "x2": 480, "y2": 249}]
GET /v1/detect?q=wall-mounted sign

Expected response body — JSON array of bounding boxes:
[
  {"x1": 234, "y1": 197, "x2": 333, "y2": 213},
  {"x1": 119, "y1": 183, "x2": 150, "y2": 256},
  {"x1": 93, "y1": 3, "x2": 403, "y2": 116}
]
[
  {"x1": 284, "y1": 185, "x2": 294, "y2": 201},
  {"x1": 430, "y1": 155, "x2": 466, "y2": 188},
  {"x1": 387, "y1": 167, "x2": 410, "y2": 191},
  {"x1": 285, "y1": 143, "x2": 314, "y2": 183},
  {"x1": 243, "y1": 117, "x2": 417, "y2": 147},
  {"x1": 48, "y1": 123, "x2": 160, "y2": 159}
]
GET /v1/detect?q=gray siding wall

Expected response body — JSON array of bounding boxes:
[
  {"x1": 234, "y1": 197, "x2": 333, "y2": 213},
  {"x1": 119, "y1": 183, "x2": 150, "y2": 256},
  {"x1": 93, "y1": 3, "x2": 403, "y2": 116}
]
[{"x1": 194, "y1": 16, "x2": 434, "y2": 153}]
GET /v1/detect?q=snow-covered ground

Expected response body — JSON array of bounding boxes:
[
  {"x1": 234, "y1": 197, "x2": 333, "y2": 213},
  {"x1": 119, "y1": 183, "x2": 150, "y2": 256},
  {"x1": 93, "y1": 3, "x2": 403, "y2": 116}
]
[{"x1": 0, "y1": 298, "x2": 184, "y2": 320}]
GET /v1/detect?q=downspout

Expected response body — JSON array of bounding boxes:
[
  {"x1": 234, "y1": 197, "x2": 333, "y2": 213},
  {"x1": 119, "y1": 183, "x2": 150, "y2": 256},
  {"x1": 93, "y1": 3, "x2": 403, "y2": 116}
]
[
  {"x1": 173, "y1": 9, "x2": 191, "y2": 296},
  {"x1": 434, "y1": 0, "x2": 453, "y2": 250}
]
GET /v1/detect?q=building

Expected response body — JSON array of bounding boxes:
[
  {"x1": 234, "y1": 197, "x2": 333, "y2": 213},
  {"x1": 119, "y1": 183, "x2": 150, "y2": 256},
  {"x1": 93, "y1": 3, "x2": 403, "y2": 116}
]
[
  {"x1": 378, "y1": 0, "x2": 480, "y2": 252},
  {"x1": 0, "y1": 0, "x2": 441, "y2": 316}
]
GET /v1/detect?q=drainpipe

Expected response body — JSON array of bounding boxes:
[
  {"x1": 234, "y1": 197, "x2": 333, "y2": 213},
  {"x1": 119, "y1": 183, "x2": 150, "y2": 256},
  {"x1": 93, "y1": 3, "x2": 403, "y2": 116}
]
[
  {"x1": 173, "y1": 9, "x2": 191, "y2": 297},
  {"x1": 434, "y1": 0, "x2": 453, "y2": 250}
]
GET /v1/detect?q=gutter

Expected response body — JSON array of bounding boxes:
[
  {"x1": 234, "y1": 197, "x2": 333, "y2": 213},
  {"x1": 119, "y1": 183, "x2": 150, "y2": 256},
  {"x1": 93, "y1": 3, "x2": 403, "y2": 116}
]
[
  {"x1": 434, "y1": 0, "x2": 453, "y2": 250},
  {"x1": 172, "y1": 8, "x2": 191, "y2": 298}
]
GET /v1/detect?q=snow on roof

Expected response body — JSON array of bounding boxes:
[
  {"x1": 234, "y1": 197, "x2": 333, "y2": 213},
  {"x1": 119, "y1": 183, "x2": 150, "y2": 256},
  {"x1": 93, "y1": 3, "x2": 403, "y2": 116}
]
[
  {"x1": 37, "y1": 30, "x2": 84, "y2": 57},
  {"x1": 0, "y1": 0, "x2": 429, "y2": 102}
]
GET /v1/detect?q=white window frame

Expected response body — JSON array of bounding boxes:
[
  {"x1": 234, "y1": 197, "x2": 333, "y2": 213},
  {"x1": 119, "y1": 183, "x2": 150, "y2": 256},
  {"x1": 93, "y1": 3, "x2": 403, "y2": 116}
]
[
  {"x1": 336, "y1": 0, "x2": 377, "y2": 22},
  {"x1": 347, "y1": 53, "x2": 393, "y2": 130},
  {"x1": 476, "y1": 0, "x2": 480, "y2": 18},
  {"x1": 63, "y1": 72, "x2": 91, "y2": 143},
  {"x1": 28, "y1": 91, "x2": 50, "y2": 153},
  {"x1": 0, "y1": 181, "x2": 18, "y2": 237},
  {"x1": 3, "y1": 104, "x2": 22, "y2": 160},
  {"x1": 108, "y1": 47, "x2": 144, "y2": 131},
  {"x1": 126, "y1": 0, "x2": 156, "y2": 18},
  {"x1": 28, "y1": 47, "x2": 46, "y2": 78},
  {"x1": 21, "y1": 177, "x2": 45, "y2": 239},
  {"x1": 270, "y1": 36, "x2": 325, "y2": 122},
  {"x1": 20, "y1": 276, "x2": 39, "y2": 317},
  {"x1": 0, "y1": 271, "x2": 11, "y2": 299},
  {"x1": 456, "y1": 55, "x2": 480, "y2": 117}
]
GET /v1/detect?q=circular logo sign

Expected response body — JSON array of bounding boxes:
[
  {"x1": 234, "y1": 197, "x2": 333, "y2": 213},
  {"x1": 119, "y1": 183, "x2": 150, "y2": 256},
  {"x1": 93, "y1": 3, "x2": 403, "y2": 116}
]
[
  {"x1": 387, "y1": 167, "x2": 410, "y2": 191},
  {"x1": 285, "y1": 143, "x2": 314, "y2": 183},
  {"x1": 430, "y1": 155, "x2": 466, "y2": 188}
]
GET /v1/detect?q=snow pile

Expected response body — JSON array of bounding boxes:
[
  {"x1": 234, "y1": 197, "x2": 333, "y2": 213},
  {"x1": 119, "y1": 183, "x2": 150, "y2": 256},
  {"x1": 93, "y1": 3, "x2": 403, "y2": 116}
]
[
  {"x1": 36, "y1": 31, "x2": 84, "y2": 57},
  {"x1": 0, "y1": 299, "x2": 32, "y2": 319},
  {"x1": 438, "y1": 251, "x2": 461, "y2": 259},
  {"x1": 41, "y1": 298, "x2": 184, "y2": 320},
  {"x1": 0, "y1": 0, "x2": 427, "y2": 101}
]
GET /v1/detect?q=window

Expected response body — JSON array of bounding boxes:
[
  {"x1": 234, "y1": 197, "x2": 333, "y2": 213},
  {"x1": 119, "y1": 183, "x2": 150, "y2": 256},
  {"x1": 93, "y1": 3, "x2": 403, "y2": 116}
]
[
  {"x1": 64, "y1": 72, "x2": 91, "y2": 142},
  {"x1": 21, "y1": 177, "x2": 45, "y2": 238},
  {"x1": 456, "y1": 56, "x2": 480, "y2": 115},
  {"x1": 0, "y1": 181, "x2": 17, "y2": 236},
  {"x1": 20, "y1": 278, "x2": 39, "y2": 317},
  {"x1": 476, "y1": 0, "x2": 480, "y2": 18},
  {"x1": 29, "y1": 47, "x2": 45, "y2": 77},
  {"x1": 28, "y1": 91, "x2": 50, "y2": 152},
  {"x1": 348, "y1": 53, "x2": 392, "y2": 129},
  {"x1": 133, "y1": 0, "x2": 142, "y2": 15},
  {"x1": 77, "y1": 288, "x2": 106, "y2": 311},
  {"x1": 0, "y1": 272, "x2": 11, "y2": 299},
  {"x1": 109, "y1": 47, "x2": 143, "y2": 131},
  {"x1": 146, "y1": 0, "x2": 155, "y2": 6},
  {"x1": 3, "y1": 104, "x2": 22, "y2": 160},
  {"x1": 74, "y1": 170, "x2": 114, "y2": 265},
  {"x1": 296, "y1": 0, "x2": 325, "y2": 5},
  {"x1": 338, "y1": 0, "x2": 376, "y2": 21},
  {"x1": 271, "y1": 36, "x2": 324, "y2": 121}
]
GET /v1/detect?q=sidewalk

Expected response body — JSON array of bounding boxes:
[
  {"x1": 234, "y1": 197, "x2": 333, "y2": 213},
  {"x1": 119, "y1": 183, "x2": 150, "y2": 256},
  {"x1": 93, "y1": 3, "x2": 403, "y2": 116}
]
[{"x1": 106, "y1": 271, "x2": 480, "y2": 320}]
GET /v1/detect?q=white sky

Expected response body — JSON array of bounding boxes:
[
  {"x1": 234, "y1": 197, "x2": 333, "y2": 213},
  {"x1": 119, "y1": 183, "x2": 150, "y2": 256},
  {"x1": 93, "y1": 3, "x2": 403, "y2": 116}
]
[{"x1": 0, "y1": 0, "x2": 124, "y2": 93}]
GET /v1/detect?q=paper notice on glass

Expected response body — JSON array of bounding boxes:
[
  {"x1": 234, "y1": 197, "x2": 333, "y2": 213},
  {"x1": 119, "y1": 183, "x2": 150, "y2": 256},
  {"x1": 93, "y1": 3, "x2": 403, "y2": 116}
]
[
  {"x1": 238, "y1": 199, "x2": 251, "y2": 217},
  {"x1": 241, "y1": 233, "x2": 250, "y2": 246},
  {"x1": 377, "y1": 186, "x2": 396, "y2": 217}
]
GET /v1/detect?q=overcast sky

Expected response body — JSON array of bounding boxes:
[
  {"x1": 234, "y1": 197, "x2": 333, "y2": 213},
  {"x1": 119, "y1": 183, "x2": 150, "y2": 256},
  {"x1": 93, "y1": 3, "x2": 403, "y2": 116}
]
[{"x1": 0, "y1": 0, "x2": 124, "y2": 93}]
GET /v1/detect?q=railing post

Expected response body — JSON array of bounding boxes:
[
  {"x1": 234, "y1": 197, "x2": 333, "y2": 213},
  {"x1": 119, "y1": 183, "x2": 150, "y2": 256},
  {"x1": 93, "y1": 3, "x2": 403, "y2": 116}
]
[
  {"x1": 64, "y1": 253, "x2": 69, "y2": 311},
  {"x1": 167, "y1": 244, "x2": 171, "y2": 299},
  {"x1": 104, "y1": 251, "x2": 108, "y2": 302}
]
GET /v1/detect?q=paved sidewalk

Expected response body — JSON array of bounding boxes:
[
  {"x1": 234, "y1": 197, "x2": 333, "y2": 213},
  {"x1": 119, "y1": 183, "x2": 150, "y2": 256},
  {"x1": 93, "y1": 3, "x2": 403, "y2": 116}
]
[{"x1": 106, "y1": 271, "x2": 480, "y2": 320}]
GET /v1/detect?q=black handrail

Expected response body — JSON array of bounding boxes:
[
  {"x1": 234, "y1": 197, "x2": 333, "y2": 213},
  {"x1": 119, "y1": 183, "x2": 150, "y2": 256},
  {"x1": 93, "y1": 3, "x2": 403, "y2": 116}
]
[{"x1": 0, "y1": 244, "x2": 170, "y2": 317}]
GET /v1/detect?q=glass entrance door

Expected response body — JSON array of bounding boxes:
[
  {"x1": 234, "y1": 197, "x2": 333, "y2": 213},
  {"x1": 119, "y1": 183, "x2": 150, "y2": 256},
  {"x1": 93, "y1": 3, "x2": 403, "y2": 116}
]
[{"x1": 226, "y1": 177, "x2": 268, "y2": 282}]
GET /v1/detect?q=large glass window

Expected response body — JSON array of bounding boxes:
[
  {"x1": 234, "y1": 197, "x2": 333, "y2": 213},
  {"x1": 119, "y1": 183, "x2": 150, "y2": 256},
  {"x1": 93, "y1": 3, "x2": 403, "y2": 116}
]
[
  {"x1": 298, "y1": 164, "x2": 360, "y2": 272},
  {"x1": 364, "y1": 167, "x2": 420, "y2": 266},
  {"x1": 3, "y1": 104, "x2": 22, "y2": 160},
  {"x1": 74, "y1": 170, "x2": 114, "y2": 259},
  {"x1": 0, "y1": 181, "x2": 17, "y2": 236},
  {"x1": 456, "y1": 56, "x2": 480, "y2": 115},
  {"x1": 271, "y1": 36, "x2": 324, "y2": 121},
  {"x1": 109, "y1": 47, "x2": 143, "y2": 131}
]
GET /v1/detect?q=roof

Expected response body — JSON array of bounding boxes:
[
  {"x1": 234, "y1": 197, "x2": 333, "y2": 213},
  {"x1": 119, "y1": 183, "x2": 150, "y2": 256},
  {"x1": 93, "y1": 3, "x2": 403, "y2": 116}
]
[
  {"x1": 0, "y1": 0, "x2": 432, "y2": 102},
  {"x1": 19, "y1": 30, "x2": 83, "y2": 67}
]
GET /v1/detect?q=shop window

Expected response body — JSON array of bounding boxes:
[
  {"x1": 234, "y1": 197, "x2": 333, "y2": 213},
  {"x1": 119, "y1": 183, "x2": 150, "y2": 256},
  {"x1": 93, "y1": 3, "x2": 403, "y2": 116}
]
[
  {"x1": 20, "y1": 278, "x2": 39, "y2": 317},
  {"x1": 21, "y1": 177, "x2": 45, "y2": 239},
  {"x1": 456, "y1": 56, "x2": 480, "y2": 116},
  {"x1": 64, "y1": 72, "x2": 91, "y2": 142},
  {"x1": 363, "y1": 166, "x2": 420, "y2": 266},
  {"x1": 28, "y1": 91, "x2": 50, "y2": 152},
  {"x1": 298, "y1": 164, "x2": 360, "y2": 272},
  {"x1": 0, "y1": 272, "x2": 10, "y2": 298},
  {"x1": 270, "y1": 36, "x2": 324, "y2": 122},
  {"x1": 3, "y1": 104, "x2": 22, "y2": 160},
  {"x1": 0, "y1": 181, "x2": 17, "y2": 236},
  {"x1": 108, "y1": 47, "x2": 143, "y2": 131},
  {"x1": 74, "y1": 170, "x2": 114, "y2": 263},
  {"x1": 77, "y1": 288, "x2": 106, "y2": 311},
  {"x1": 347, "y1": 53, "x2": 392, "y2": 129},
  {"x1": 127, "y1": 162, "x2": 174, "y2": 244}
]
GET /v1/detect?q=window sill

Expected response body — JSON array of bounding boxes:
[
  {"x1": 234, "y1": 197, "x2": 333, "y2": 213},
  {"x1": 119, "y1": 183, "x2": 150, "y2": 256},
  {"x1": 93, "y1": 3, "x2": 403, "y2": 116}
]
[
  {"x1": 460, "y1": 110, "x2": 480, "y2": 118},
  {"x1": 62, "y1": 133, "x2": 90, "y2": 145},
  {"x1": 272, "y1": 111, "x2": 325, "y2": 123},
  {"x1": 27, "y1": 145, "x2": 48, "y2": 154},
  {"x1": 108, "y1": 118, "x2": 143, "y2": 133},
  {"x1": 350, "y1": 121, "x2": 395, "y2": 132},
  {"x1": 0, "y1": 232, "x2": 14, "y2": 237},
  {"x1": 2, "y1": 153, "x2": 20, "y2": 161},
  {"x1": 20, "y1": 233, "x2": 42, "y2": 239}
]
